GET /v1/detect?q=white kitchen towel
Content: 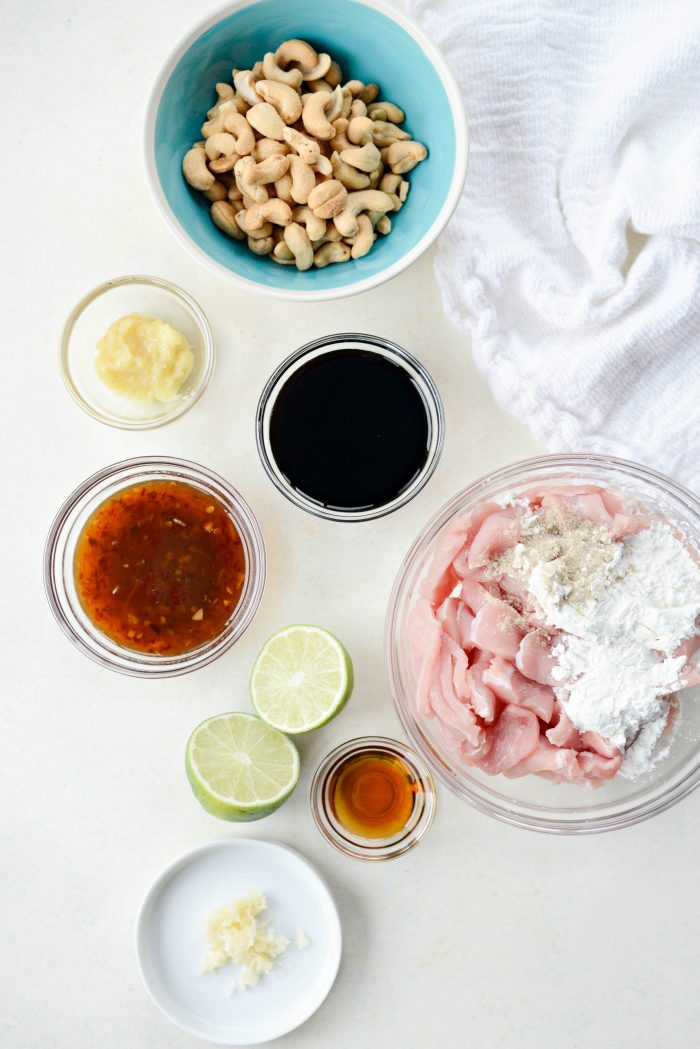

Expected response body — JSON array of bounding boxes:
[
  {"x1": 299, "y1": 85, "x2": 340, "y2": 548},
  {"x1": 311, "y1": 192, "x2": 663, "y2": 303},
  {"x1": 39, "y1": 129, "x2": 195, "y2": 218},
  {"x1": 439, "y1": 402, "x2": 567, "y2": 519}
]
[{"x1": 407, "y1": 0, "x2": 700, "y2": 490}]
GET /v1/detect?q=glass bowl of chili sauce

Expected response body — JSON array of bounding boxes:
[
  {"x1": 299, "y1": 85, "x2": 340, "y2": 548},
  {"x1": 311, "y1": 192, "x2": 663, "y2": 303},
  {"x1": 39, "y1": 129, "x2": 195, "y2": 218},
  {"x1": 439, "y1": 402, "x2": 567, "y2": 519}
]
[{"x1": 44, "y1": 457, "x2": 265, "y2": 677}]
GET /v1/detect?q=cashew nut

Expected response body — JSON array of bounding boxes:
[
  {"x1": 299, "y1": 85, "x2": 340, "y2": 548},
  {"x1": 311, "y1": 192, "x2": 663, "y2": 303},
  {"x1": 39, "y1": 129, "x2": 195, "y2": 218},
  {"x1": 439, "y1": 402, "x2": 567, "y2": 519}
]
[
  {"x1": 283, "y1": 126, "x2": 321, "y2": 165},
  {"x1": 203, "y1": 180, "x2": 228, "y2": 203},
  {"x1": 313, "y1": 155, "x2": 333, "y2": 177},
  {"x1": 375, "y1": 215, "x2": 392, "y2": 235},
  {"x1": 339, "y1": 142, "x2": 381, "y2": 172},
  {"x1": 347, "y1": 116, "x2": 375, "y2": 145},
  {"x1": 326, "y1": 61, "x2": 342, "y2": 87},
  {"x1": 292, "y1": 206, "x2": 326, "y2": 241},
  {"x1": 206, "y1": 83, "x2": 234, "y2": 119},
  {"x1": 208, "y1": 152, "x2": 240, "y2": 174},
  {"x1": 386, "y1": 140, "x2": 427, "y2": 174},
  {"x1": 215, "y1": 82, "x2": 234, "y2": 101},
  {"x1": 359, "y1": 83, "x2": 379, "y2": 104},
  {"x1": 367, "y1": 101, "x2": 405, "y2": 124},
  {"x1": 182, "y1": 146, "x2": 214, "y2": 191},
  {"x1": 302, "y1": 87, "x2": 343, "y2": 140},
  {"x1": 245, "y1": 198, "x2": 293, "y2": 230},
  {"x1": 234, "y1": 157, "x2": 269, "y2": 203},
  {"x1": 235, "y1": 210, "x2": 273, "y2": 239},
  {"x1": 379, "y1": 172, "x2": 401, "y2": 195},
  {"x1": 288, "y1": 154, "x2": 316, "y2": 204},
  {"x1": 368, "y1": 163, "x2": 384, "y2": 189},
  {"x1": 331, "y1": 151, "x2": 370, "y2": 190},
  {"x1": 272, "y1": 242, "x2": 293, "y2": 264},
  {"x1": 349, "y1": 213, "x2": 375, "y2": 259},
  {"x1": 275, "y1": 38, "x2": 318, "y2": 71},
  {"x1": 312, "y1": 226, "x2": 343, "y2": 246},
  {"x1": 325, "y1": 85, "x2": 344, "y2": 122},
  {"x1": 233, "y1": 70, "x2": 260, "y2": 107},
  {"x1": 274, "y1": 172, "x2": 294, "y2": 203},
  {"x1": 350, "y1": 98, "x2": 367, "y2": 118},
  {"x1": 223, "y1": 110, "x2": 256, "y2": 155},
  {"x1": 247, "y1": 234, "x2": 274, "y2": 255},
  {"x1": 343, "y1": 80, "x2": 365, "y2": 97},
  {"x1": 329, "y1": 118, "x2": 353, "y2": 153},
  {"x1": 273, "y1": 241, "x2": 295, "y2": 262},
  {"x1": 256, "y1": 153, "x2": 291, "y2": 184},
  {"x1": 205, "y1": 132, "x2": 237, "y2": 160},
  {"x1": 201, "y1": 110, "x2": 228, "y2": 138},
  {"x1": 254, "y1": 80, "x2": 302, "y2": 125},
  {"x1": 246, "y1": 102, "x2": 286, "y2": 141},
  {"x1": 298, "y1": 52, "x2": 332, "y2": 81},
  {"x1": 307, "y1": 179, "x2": 348, "y2": 219},
  {"x1": 371, "y1": 120, "x2": 412, "y2": 147},
  {"x1": 306, "y1": 79, "x2": 333, "y2": 94},
  {"x1": 334, "y1": 189, "x2": 393, "y2": 237},
  {"x1": 313, "y1": 241, "x2": 351, "y2": 267},
  {"x1": 211, "y1": 201, "x2": 246, "y2": 240},
  {"x1": 252, "y1": 137, "x2": 290, "y2": 162},
  {"x1": 262, "y1": 51, "x2": 303, "y2": 90},
  {"x1": 284, "y1": 222, "x2": 314, "y2": 270}
]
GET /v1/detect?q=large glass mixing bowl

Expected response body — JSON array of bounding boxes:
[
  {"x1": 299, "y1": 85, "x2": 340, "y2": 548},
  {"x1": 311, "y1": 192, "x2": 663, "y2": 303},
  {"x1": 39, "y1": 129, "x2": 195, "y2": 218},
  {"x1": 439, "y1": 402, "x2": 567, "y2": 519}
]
[{"x1": 386, "y1": 454, "x2": 700, "y2": 834}]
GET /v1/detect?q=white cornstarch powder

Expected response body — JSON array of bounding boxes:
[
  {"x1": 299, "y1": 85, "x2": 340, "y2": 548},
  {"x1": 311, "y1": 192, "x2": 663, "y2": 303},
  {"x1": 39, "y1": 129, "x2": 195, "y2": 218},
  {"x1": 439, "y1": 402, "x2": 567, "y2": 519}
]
[{"x1": 507, "y1": 517, "x2": 700, "y2": 778}]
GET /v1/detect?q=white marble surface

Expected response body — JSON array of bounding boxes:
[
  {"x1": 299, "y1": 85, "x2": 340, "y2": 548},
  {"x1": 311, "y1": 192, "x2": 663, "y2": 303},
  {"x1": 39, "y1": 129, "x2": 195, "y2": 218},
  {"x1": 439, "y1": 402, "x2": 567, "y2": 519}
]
[{"x1": 3, "y1": 3, "x2": 699, "y2": 1048}]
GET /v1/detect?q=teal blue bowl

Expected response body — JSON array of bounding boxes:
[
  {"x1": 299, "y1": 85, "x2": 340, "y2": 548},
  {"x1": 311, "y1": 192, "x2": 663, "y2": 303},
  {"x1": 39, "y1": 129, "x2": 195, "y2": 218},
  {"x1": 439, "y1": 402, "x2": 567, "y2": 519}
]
[{"x1": 145, "y1": 0, "x2": 468, "y2": 302}]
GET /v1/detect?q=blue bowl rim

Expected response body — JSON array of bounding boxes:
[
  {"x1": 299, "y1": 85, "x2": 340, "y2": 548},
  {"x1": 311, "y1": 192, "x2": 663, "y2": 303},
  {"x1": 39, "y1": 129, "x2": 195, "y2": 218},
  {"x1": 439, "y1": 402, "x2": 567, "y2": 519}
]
[{"x1": 143, "y1": 0, "x2": 469, "y2": 303}]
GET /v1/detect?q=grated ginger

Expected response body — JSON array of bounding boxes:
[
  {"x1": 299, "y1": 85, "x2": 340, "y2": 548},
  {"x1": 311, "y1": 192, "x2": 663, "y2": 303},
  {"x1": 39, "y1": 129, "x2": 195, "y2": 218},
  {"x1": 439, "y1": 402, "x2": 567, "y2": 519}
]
[
  {"x1": 204, "y1": 890, "x2": 289, "y2": 991},
  {"x1": 95, "y1": 313, "x2": 193, "y2": 404}
]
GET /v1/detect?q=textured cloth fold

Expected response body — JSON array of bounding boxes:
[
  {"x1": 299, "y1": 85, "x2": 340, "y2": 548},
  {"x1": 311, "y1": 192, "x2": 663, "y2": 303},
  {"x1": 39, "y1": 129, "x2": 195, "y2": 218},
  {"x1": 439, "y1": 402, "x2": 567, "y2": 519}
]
[{"x1": 408, "y1": 0, "x2": 700, "y2": 489}]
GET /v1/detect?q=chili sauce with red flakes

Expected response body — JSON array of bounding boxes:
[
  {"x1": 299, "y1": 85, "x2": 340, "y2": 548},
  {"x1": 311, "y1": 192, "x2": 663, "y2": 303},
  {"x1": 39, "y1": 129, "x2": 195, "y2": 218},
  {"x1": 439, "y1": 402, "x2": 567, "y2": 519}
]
[{"x1": 74, "y1": 480, "x2": 246, "y2": 654}]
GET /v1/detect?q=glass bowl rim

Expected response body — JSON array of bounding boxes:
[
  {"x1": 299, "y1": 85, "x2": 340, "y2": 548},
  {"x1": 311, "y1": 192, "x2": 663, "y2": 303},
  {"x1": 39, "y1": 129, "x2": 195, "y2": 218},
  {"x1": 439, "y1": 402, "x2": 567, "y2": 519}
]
[
  {"x1": 255, "y1": 332, "x2": 445, "y2": 523},
  {"x1": 59, "y1": 274, "x2": 215, "y2": 431},
  {"x1": 385, "y1": 452, "x2": 700, "y2": 835},
  {"x1": 43, "y1": 455, "x2": 266, "y2": 678},
  {"x1": 310, "y1": 734, "x2": 437, "y2": 860}
]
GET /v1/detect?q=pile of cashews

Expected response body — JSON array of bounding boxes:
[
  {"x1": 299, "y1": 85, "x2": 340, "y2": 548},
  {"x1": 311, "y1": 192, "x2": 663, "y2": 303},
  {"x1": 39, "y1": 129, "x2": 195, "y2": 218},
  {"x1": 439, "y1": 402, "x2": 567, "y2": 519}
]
[{"x1": 182, "y1": 38, "x2": 428, "y2": 270}]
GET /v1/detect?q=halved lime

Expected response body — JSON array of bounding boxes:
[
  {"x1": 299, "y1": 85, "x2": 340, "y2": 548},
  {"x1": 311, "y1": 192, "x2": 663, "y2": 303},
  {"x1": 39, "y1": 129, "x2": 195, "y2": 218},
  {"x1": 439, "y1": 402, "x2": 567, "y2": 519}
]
[
  {"x1": 185, "y1": 712, "x2": 300, "y2": 822},
  {"x1": 250, "y1": 625, "x2": 353, "y2": 734}
]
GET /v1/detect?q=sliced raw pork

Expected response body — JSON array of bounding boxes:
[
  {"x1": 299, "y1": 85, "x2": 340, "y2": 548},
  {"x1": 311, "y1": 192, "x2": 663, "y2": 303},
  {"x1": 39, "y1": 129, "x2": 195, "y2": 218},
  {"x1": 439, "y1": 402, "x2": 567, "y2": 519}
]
[{"x1": 406, "y1": 482, "x2": 700, "y2": 787}]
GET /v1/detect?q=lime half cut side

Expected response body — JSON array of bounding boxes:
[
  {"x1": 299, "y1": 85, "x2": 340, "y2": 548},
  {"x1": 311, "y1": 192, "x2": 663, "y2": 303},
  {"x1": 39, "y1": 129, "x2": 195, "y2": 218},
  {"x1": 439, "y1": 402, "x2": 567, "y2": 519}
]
[
  {"x1": 250, "y1": 625, "x2": 354, "y2": 734},
  {"x1": 186, "y1": 712, "x2": 300, "y2": 822}
]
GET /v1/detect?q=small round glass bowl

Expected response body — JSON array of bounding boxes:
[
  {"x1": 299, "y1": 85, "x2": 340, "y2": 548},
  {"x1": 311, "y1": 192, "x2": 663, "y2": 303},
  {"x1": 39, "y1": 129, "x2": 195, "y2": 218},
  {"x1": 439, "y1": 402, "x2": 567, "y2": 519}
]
[
  {"x1": 60, "y1": 276, "x2": 214, "y2": 429},
  {"x1": 386, "y1": 454, "x2": 700, "y2": 835},
  {"x1": 256, "y1": 333, "x2": 445, "y2": 523},
  {"x1": 44, "y1": 457, "x2": 265, "y2": 677},
  {"x1": 311, "y1": 736, "x2": 437, "y2": 861}
]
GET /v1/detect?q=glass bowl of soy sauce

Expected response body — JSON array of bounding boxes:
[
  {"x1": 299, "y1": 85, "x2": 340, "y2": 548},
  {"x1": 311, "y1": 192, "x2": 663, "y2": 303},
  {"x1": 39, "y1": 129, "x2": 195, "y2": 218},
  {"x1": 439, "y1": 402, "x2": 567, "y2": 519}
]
[{"x1": 256, "y1": 334, "x2": 445, "y2": 522}]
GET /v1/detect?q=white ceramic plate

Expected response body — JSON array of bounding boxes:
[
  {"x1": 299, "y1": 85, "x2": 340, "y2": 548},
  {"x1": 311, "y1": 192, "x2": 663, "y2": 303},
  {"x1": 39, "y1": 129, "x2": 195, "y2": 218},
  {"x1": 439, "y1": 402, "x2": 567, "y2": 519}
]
[{"x1": 136, "y1": 838, "x2": 342, "y2": 1044}]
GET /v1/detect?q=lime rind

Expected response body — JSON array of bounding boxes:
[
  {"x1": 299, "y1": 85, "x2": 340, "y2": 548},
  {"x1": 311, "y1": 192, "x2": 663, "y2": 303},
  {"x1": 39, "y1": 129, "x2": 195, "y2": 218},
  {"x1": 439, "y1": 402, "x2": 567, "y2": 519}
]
[{"x1": 250, "y1": 624, "x2": 354, "y2": 734}]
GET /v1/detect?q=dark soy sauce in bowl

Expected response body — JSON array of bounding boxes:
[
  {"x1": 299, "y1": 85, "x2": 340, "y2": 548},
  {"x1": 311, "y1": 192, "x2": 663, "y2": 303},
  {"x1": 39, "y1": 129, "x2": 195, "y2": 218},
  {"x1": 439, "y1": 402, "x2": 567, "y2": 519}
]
[
  {"x1": 270, "y1": 349, "x2": 430, "y2": 512},
  {"x1": 258, "y1": 335, "x2": 444, "y2": 521}
]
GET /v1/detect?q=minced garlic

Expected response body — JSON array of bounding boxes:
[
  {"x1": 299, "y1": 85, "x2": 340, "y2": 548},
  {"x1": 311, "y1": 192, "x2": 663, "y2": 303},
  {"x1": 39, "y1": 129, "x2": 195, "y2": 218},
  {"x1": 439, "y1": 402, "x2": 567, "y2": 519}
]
[
  {"x1": 204, "y1": 890, "x2": 289, "y2": 991},
  {"x1": 95, "y1": 313, "x2": 193, "y2": 403}
]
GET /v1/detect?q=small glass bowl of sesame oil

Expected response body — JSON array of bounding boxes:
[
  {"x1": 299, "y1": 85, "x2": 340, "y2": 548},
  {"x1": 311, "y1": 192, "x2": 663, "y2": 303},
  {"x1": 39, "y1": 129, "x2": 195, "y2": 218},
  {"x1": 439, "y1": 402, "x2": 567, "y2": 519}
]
[{"x1": 311, "y1": 737, "x2": 436, "y2": 861}]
